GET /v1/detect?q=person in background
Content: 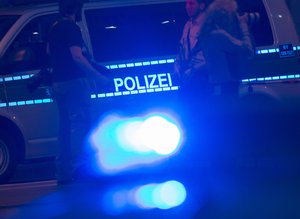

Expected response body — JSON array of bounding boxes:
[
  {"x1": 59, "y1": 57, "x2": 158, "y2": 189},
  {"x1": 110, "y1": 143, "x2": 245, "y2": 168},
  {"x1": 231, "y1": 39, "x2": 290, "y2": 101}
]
[
  {"x1": 175, "y1": 0, "x2": 212, "y2": 105},
  {"x1": 197, "y1": 0, "x2": 254, "y2": 103},
  {"x1": 47, "y1": 0, "x2": 107, "y2": 185},
  {"x1": 174, "y1": 0, "x2": 213, "y2": 153}
]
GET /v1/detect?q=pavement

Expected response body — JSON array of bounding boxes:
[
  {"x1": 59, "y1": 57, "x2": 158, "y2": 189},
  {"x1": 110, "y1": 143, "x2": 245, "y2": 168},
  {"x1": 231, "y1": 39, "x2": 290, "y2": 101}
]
[
  {"x1": 0, "y1": 155, "x2": 300, "y2": 219},
  {"x1": 1, "y1": 108, "x2": 300, "y2": 219}
]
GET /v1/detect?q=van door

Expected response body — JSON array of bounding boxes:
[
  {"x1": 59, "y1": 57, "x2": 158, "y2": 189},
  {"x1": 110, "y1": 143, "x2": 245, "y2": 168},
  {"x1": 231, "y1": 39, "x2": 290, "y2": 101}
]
[
  {"x1": 83, "y1": 1, "x2": 186, "y2": 116},
  {"x1": 0, "y1": 13, "x2": 59, "y2": 158}
]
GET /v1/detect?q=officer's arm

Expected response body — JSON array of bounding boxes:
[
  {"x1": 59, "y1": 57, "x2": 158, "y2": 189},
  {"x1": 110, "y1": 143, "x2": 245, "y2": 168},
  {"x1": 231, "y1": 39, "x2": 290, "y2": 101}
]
[{"x1": 70, "y1": 45, "x2": 107, "y2": 80}]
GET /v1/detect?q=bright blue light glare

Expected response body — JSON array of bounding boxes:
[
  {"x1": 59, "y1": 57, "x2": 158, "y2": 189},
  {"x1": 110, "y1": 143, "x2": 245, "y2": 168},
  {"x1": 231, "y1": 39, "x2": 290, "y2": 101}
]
[
  {"x1": 134, "y1": 181, "x2": 187, "y2": 210},
  {"x1": 102, "y1": 180, "x2": 187, "y2": 215},
  {"x1": 89, "y1": 112, "x2": 182, "y2": 174},
  {"x1": 140, "y1": 116, "x2": 181, "y2": 155}
]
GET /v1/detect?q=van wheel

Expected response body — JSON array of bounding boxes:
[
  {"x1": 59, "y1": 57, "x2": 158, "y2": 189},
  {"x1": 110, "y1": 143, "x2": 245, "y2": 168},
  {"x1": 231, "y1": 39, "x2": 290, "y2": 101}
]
[{"x1": 0, "y1": 137, "x2": 17, "y2": 183}]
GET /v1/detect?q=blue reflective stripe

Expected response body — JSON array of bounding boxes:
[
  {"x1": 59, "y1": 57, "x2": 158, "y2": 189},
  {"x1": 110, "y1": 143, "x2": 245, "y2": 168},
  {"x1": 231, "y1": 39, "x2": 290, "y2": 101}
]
[
  {"x1": 126, "y1": 63, "x2": 135, "y2": 68},
  {"x1": 2, "y1": 98, "x2": 54, "y2": 107},
  {"x1": 2, "y1": 74, "x2": 34, "y2": 82},
  {"x1": 268, "y1": 48, "x2": 277, "y2": 53},
  {"x1": 261, "y1": 49, "x2": 269, "y2": 54},
  {"x1": 150, "y1": 60, "x2": 159, "y2": 65},
  {"x1": 104, "y1": 58, "x2": 175, "y2": 70},
  {"x1": 110, "y1": 65, "x2": 118, "y2": 69},
  {"x1": 34, "y1": 99, "x2": 43, "y2": 104},
  {"x1": 42, "y1": 99, "x2": 52, "y2": 103},
  {"x1": 13, "y1": 76, "x2": 22, "y2": 80},
  {"x1": 122, "y1": 91, "x2": 130, "y2": 95},
  {"x1": 241, "y1": 74, "x2": 300, "y2": 83},
  {"x1": 4, "y1": 77, "x2": 13, "y2": 81},
  {"x1": 8, "y1": 102, "x2": 17, "y2": 106},
  {"x1": 0, "y1": 103, "x2": 7, "y2": 108},
  {"x1": 134, "y1": 62, "x2": 143, "y2": 67},
  {"x1": 118, "y1": 64, "x2": 126, "y2": 68},
  {"x1": 22, "y1": 75, "x2": 31, "y2": 79},
  {"x1": 26, "y1": 100, "x2": 34, "y2": 105},
  {"x1": 147, "y1": 89, "x2": 154, "y2": 93},
  {"x1": 98, "y1": 93, "x2": 106, "y2": 98},
  {"x1": 17, "y1": 101, "x2": 26, "y2": 106},
  {"x1": 142, "y1": 61, "x2": 150, "y2": 66},
  {"x1": 91, "y1": 85, "x2": 179, "y2": 99},
  {"x1": 256, "y1": 45, "x2": 300, "y2": 55},
  {"x1": 0, "y1": 58, "x2": 175, "y2": 80}
]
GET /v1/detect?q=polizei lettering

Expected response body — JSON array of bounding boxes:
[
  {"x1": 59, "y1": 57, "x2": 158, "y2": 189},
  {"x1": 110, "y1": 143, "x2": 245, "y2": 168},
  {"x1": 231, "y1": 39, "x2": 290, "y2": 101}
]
[{"x1": 113, "y1": 73, "x2": 173, "y2": 92}]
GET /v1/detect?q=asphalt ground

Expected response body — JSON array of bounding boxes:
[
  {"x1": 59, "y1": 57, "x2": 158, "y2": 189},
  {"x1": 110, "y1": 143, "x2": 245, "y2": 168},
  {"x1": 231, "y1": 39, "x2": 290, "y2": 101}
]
[{"x1": 0, "y1": 104, "x2": 300, "y2": 219}]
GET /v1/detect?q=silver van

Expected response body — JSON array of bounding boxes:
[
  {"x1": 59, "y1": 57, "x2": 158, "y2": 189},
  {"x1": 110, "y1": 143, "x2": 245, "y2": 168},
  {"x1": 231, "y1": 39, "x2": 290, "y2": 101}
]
[{"x1": 0, "y1": 0, "x2": 299, "y2": 183}]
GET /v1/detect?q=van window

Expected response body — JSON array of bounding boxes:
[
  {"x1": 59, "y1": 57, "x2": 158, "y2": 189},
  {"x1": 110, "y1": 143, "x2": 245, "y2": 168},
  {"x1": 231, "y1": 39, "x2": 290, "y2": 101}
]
[
  {"x1": 0, "y1": 15, "x2": 19, "y2": 42},
  {"x1": 0, "y1": 13, "x2": 58, "y2": 74},
  {"x1": 237, "y1": 0, "x2": 274, "y2": 46},
  {"x1": 84, "y1": 2, "x2": 186, "y2": 63},
  {"x1": 285, "y1": 0, "x2": 300, "y2": 39}
]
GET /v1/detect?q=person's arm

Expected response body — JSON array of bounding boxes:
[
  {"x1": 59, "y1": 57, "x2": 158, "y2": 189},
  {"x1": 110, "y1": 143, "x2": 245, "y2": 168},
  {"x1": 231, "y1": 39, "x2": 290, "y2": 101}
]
[
  {"x1": 213, "y1": 15, "x2": 254, "y2": 57},
  {"x1": 237, "y1": 13, "x2": 254, "y2": 57},
  {"x1": 70, "y1": 45, "x2": 107, "y2": 81}
]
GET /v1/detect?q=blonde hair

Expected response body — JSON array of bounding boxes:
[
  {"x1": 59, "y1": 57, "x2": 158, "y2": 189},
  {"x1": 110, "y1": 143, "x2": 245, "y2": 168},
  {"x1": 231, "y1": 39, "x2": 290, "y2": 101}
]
[
  {"x1": 208, "y1": 0, "x2": 237, "y2": 13},
  {"x1": 200, "y1": 0, "x2": 239, "y2": 37}
]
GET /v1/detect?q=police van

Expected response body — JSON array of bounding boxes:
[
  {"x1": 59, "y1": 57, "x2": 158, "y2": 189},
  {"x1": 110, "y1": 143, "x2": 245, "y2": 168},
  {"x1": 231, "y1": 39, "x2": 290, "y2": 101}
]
[{"x1": 0, "y1": 0, "x2": 299, "y2": 183}]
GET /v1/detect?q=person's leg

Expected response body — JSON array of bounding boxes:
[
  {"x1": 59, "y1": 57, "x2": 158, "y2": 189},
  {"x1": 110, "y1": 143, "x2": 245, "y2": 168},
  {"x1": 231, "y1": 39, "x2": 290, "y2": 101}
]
[
  {"x1": 52, "y1": 83, "x2": 73, "y2": 183},
  {"x1": 67, "y1": 79, "x2": 92, "y2": 177}
]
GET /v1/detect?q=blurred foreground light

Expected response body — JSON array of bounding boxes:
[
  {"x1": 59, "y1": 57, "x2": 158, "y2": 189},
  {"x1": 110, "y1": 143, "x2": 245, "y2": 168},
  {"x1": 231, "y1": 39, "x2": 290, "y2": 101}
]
[
  {"x1": 102, "y1": 180, "x2": 187, "y2": 215},
  {"x1": 134, "y1": 180, "x2": 187, "y2": 209},
  {"x1": 89, "y1": 112, "x2": 183, "y2": 174}
]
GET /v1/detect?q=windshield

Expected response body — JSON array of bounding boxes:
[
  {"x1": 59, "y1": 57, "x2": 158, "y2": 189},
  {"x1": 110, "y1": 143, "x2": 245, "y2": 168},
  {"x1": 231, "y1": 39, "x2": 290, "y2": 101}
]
[{"x1": 0, "y1": 15, "x2": 19, "y2": 42}]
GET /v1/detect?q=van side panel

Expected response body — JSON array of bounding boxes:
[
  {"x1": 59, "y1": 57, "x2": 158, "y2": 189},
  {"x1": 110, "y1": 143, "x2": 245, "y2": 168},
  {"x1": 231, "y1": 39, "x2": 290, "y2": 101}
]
[{"x1": 2, "y1": 71, "x2": 58, "y2": 158}]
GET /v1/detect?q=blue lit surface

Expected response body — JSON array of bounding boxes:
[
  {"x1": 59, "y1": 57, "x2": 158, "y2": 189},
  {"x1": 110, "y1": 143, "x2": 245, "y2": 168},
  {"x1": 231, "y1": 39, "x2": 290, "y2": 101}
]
[
  {"x1": 102, "y1": 180, "x2": 187, "y2": 215},
  {"x1": 89, "y1": 112, "x2": 183, "y2": 174}
]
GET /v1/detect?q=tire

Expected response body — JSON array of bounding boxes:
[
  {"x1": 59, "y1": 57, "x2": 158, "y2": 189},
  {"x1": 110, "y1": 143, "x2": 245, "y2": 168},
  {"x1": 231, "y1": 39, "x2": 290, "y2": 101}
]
[{"x1": 0, "y1": 137, "x2": 17, "y2": 183}]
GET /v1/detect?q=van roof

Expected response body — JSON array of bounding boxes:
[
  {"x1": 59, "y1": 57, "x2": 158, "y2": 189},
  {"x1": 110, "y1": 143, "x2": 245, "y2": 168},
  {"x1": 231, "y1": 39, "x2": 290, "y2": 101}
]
[
  {"x1": 0, "y1": 3, "x2": 58, "y2": 15},
  {"x1": 0, "y1": 0, "x2": 184, "y2": 15}
]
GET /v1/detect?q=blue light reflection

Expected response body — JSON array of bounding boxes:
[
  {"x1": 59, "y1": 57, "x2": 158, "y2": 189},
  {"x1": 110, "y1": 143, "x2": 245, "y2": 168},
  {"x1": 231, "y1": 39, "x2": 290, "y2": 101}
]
[
  {"x1": 89, "y1": 112, "x2": 183, "y2": 174},
  {"x1": 102, "y1": 180, "x2": 187, "y2": 215}
]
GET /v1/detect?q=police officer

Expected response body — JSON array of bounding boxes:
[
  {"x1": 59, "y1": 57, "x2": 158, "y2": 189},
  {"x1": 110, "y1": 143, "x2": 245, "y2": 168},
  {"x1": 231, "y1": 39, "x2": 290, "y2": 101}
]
[{"x1": 48, "y1": 0, "x2": 107, "y2": 184}]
